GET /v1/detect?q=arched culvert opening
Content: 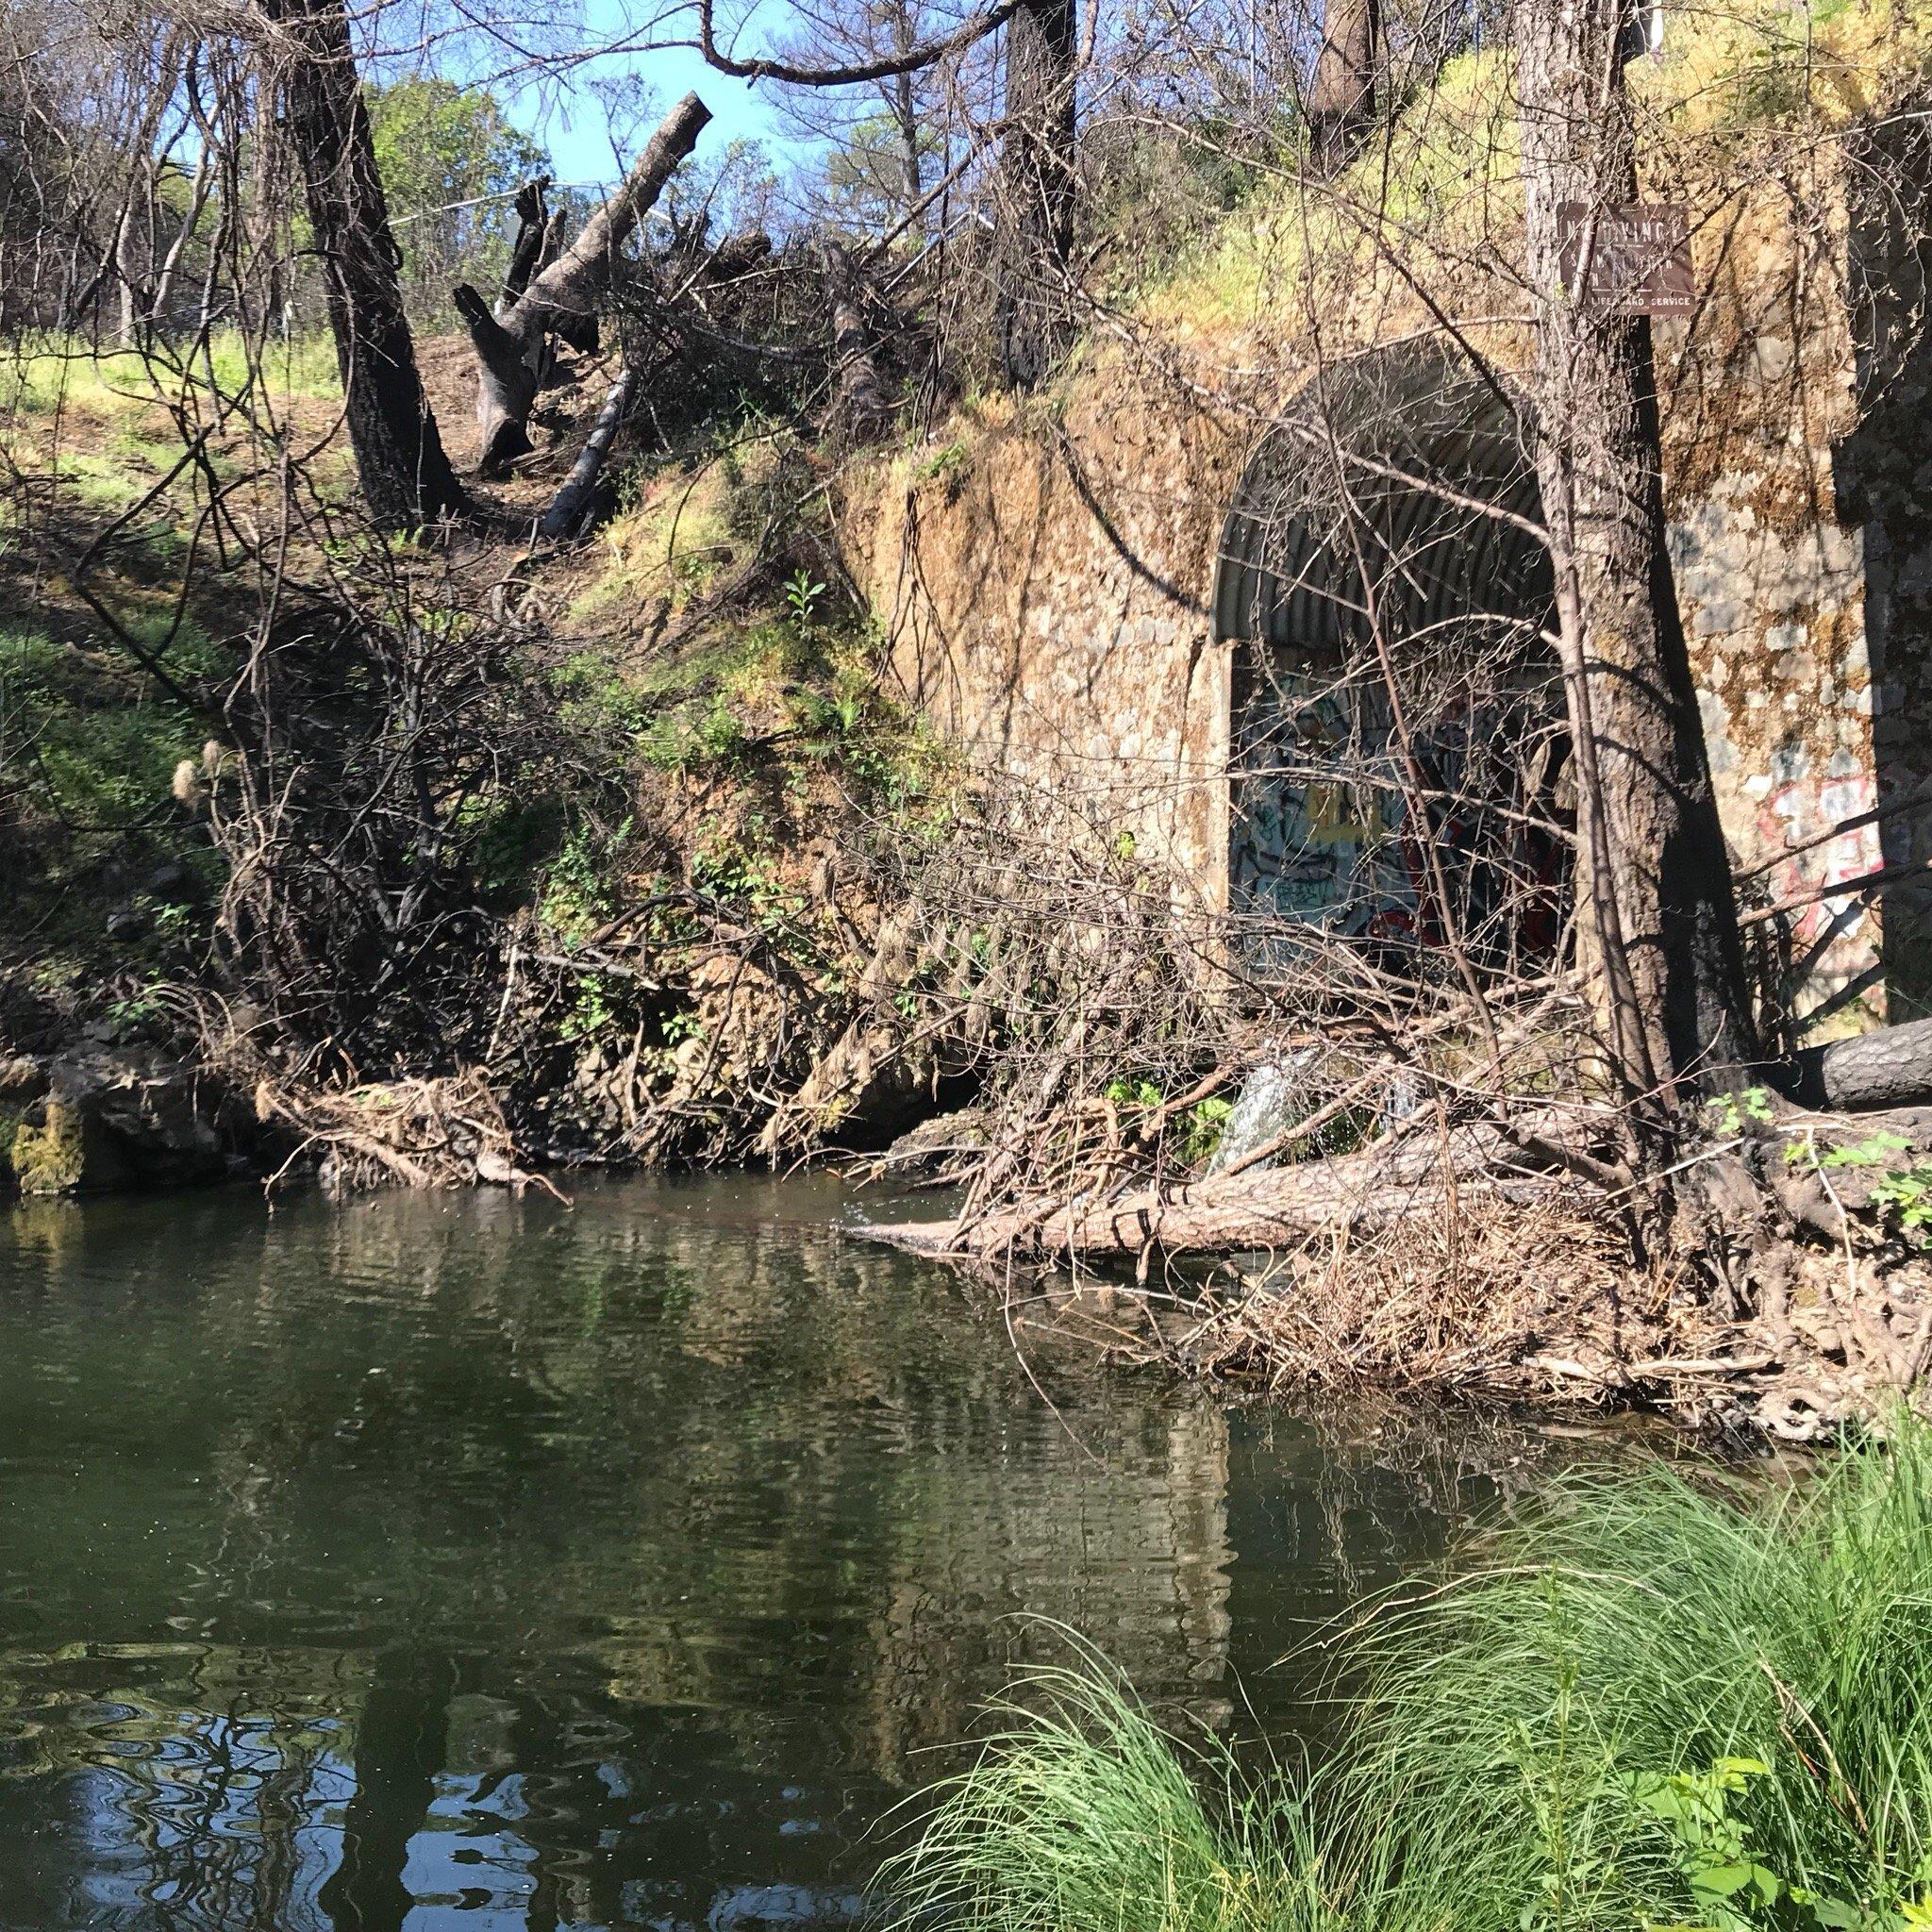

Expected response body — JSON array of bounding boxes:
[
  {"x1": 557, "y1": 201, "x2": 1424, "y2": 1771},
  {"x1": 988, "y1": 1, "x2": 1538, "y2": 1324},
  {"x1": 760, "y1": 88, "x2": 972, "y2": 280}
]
[{"x1": 1212, "y1": 351, "x2": 1569, "y2": 982}]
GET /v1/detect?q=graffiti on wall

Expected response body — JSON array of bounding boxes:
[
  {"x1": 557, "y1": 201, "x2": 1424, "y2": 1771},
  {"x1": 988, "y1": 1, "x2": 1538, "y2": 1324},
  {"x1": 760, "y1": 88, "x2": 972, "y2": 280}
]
[
  {"x1": 1230, "y1": 667, "x2": 1565, "y2": 969},
  {"x1": 1754, "y1": 773, "x2": 1883, "y2": 1006}
]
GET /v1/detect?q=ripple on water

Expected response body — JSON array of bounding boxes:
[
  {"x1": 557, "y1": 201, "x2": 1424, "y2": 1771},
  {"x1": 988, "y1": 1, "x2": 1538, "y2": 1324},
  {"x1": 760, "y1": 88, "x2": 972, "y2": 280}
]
[{"x1": 0, "y1": 1174, "x2": 1525, "y2": 1931}]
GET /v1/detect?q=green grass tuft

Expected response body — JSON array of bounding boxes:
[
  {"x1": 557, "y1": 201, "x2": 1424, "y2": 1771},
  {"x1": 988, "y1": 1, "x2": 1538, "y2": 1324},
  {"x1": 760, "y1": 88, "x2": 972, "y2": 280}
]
[{"x1": 886, "y1": 1420, "x2": 1932, "y2": 1932}]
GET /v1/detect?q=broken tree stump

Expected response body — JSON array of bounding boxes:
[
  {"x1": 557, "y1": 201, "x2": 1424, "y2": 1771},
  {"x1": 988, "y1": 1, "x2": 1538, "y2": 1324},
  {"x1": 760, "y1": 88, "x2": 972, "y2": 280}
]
[{"x1": 455, "y1": 91, "x2": 712, "y2": 472}]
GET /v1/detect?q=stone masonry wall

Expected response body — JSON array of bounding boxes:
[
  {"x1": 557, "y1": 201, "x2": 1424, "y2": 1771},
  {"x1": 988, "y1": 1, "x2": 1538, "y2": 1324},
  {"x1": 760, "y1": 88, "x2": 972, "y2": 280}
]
[
  {"x1": 840, "y1": 143, "x2": 1929, "y2": 1026},
  {"x1": 838, "y1": 360, "x2": 1252, "y2": 913}
]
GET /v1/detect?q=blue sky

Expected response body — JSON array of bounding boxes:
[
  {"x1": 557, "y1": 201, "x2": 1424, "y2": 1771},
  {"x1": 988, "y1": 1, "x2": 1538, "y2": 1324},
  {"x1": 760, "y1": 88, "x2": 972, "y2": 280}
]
[{"x1": 504, "y1": 1, "x2": 801, "y2": 190}]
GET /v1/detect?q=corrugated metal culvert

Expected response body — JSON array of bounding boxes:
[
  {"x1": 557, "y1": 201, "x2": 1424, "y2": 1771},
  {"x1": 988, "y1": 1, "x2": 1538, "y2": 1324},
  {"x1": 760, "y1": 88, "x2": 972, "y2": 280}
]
[{"x1": 1213, "y1": 349, "x2": 1569, "y2": 976}]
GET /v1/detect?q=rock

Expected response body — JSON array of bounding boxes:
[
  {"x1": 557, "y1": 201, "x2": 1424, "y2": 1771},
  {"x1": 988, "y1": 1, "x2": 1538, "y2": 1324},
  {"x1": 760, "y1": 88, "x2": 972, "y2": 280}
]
[
  {"x1": 0, "y1": 1056, "x2": 45, "y2": 1102},
  {"x1": 475, "y1": 1144, "x2": 523, "y2": 1187},
  {"x1": 11, "y1": 1097, "x2": 129, "y2": 1195},
  {"x1": 145, "y1": 860, "x2": 189, "y2": 895},
  {"x1": 106, "y1": 907, "x2": 149, "y2": 941},
  {"x1": 5, "y1": 1048, "x2": 234, "y2": 1195},
  {"x1": 877, "y1": 1108, "x2": 985, "y2": 1171},
  {"x1": 225, "y1": 1001, "x2": 270, "y2": 1042}
]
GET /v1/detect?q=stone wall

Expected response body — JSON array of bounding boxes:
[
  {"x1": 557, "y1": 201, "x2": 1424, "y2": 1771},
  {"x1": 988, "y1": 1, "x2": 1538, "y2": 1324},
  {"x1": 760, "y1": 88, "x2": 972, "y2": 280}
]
[
  {"x1": 840, "y1": 137, "x2": 1931, "y2": 1026},
  {"x1": 838, "y1": 360, "x2": 1252, "y2": 911}
]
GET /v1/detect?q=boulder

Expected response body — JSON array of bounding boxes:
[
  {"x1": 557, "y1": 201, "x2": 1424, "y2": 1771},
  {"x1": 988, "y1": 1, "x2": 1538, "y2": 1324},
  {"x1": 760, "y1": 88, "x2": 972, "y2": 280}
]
[
  {"x1": 7, "y1": 1047, "x2": 232, "y2": 1195},
  {"x1": 0, "y1": 1056, "x2": 45, "y2": 1102}
]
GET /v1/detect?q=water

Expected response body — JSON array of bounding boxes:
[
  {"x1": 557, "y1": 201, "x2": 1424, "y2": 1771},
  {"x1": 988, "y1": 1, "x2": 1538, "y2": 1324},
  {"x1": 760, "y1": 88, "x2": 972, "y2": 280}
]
[{"x1": 0, "y1": 1174, "x2": 1540, "y2": 1931}]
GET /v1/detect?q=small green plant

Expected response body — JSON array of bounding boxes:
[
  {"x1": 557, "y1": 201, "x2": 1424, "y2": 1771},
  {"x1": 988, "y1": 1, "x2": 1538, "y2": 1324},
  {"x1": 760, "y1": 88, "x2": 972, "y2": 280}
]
[
  {"x1": 1705, "y1": 1086, "x2": 1776, "y2": 1136},
  {"x1": 783, "y1": 568, "x2": 826, "y2": 632},
  {"x1": 540, "y1": 819, "x2": 628, "y2": 941},
  {"x1": 1790, "y1": 1131, "x2": 1932, "y2": 1244},
  {"x1": 1179, "y1": 1094, "x2": 1234, "y2": 1166},
  {"x1": 913, "y1": 441, "x2": 967, "y2": 483},
  {"x1": 1870, "y1": 1169, "x2": 1932, "y2": 1238},
  {"x1": 1624, "y1": 1758, "x2": 1787, "y2": 1931},
  {"x1": 558, "y1": 975, "x2": 623, "y2": 1042}
]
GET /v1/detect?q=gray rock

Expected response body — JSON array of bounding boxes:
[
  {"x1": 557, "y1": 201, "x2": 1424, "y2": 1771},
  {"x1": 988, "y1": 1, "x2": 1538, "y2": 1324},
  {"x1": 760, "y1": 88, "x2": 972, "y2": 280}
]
[
  {"x1": 17, "y1": 1047, "x2": 232, "y2": 1191},
  {"x1": 0, "y1": 1056, "x2": 45, "y2": 1102}
]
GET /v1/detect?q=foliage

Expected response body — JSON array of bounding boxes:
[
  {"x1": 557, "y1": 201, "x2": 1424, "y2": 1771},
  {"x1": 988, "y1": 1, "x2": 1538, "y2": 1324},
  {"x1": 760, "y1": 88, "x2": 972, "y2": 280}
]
[
  {"x1": 881, "y1": 1641, "x2": 1311, "y2": 1932},
  {"x1": 1706, "y1": 1086, "x2": 1777, "y2": 1137},
  {"x1": 0, "y1": 625, "x2": 208, "y2": 893},
  {"x1": 888, "y1": 1420, "x2": 1932, "y2": 1932},
  {"x1": 367, "y1": 79, "x2": 546, "y2": 325},
  {"x1": 1789, "y1": 1132, "x2": 1932, "y2": 1246},
  {"x1": 822, "y1": 110, "x2": 945, "y2": 231},
  {"x1": 539, "y1": 817, "x2": 631, "y2": 941}
]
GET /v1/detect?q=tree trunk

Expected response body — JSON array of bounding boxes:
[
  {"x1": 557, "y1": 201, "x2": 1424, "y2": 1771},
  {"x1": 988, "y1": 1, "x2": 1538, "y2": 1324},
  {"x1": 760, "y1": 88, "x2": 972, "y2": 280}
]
[
  {"x1": 148, "y1": 149, "x2": 211, "y2": 328},
  {"x1": 995, "y1": 0, "x2": 1077, "y2": 389},
  {"x1": 1786, "y1": 1015, "x2": 1932, "y2": 1112},
  {"x1": 111, "y1": 188, "x2": 144, "y2": 343},
  {"x1": 893, "y1": 67, "x2": 924, "y2": 223},
  {"x1": 825, "y1": 246, "x2": 891, "y2": 446},
  {"x1": 539, "y1": 363, "x2": 636, "y2": 541},
  {"x1": 1513, "y1": 0, "x2": 1754, "y2": 1102},
  {"x1": 456, "y1": 92, "x2": 710, "y2": 473},
  {"x1": 1307, "y1": 0, "x2": 1379, "y2": 175},
  {"x1": 262, "y1": 0, "x2": 465, "y2": 529}
]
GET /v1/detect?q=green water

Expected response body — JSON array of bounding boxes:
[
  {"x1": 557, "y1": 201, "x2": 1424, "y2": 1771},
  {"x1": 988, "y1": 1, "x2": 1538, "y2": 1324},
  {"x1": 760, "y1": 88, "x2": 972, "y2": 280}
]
[{"x1": 0, "y1": 1174, "x2": 1526, "y2": 1930}]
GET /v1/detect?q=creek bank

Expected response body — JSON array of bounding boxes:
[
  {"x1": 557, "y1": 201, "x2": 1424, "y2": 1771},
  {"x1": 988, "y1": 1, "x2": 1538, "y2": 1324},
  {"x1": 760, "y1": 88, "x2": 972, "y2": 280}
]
[{"x1": 862, "y1": 1088, "x2": 1932, "y2": 1443}]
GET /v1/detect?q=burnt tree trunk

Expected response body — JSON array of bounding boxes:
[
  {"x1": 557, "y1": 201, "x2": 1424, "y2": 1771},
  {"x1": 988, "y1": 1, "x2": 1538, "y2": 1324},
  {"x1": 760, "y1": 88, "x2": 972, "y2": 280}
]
[
  {"x1": 996, "y1": 0, "x2": 1077, "y2": 390},
  {"x1": 1514, "y1": 0, "x2": 1754, "y2": 1102},
  {"x1": 455, "y1": 92, "x2": 711, "y2": 473},
  {"x1": 1307, "y1": 0, "x2": 1379, "y2": 175},
  {"x1": 1788, "y1": 1014, "x2": 1932, "y2": 1112},
  {"x1": 539, "y1": 363, "x2": 636, "y2": 542},
  {"x1": 263, "y1": 0, "x2": 465, "y2": 529}
]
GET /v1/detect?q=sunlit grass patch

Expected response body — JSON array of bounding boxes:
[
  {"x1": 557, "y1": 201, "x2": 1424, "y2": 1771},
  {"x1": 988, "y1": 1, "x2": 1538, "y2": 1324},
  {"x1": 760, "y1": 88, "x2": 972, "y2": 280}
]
[
  {"x1": 0, "y1": 622, "x2": 212, "y2": 876},
  {"x1": 571, "y1": 458, "x2": 742, "y2": 625},
  {"x1": 1137, "y1": 0, "x2": 1932, "y2": 338},
  {"x1": 888, "y1": 1417, "x2": 1932, "y2": 1932},
  {"x1": 2, "y1": 331, "x2": 340, "y2": 426}
]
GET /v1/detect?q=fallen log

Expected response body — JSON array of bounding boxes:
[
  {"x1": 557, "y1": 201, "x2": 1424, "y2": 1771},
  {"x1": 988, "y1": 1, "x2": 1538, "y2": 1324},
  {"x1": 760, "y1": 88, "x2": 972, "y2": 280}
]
[
  {"x1": 455, "y1": 92, "x2": 711, "y2": 471},
  {"x1": 1782, "y1": 1014, "x2": 1932, "y2": 1113},
  {"x1": 865, "y1": 1122, "x2": 1570, "y2": 1261}
]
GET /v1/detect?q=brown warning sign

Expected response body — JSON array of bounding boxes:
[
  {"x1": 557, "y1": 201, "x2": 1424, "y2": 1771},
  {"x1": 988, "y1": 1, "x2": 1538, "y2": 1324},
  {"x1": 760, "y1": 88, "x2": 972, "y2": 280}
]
[{"x1": 1556, "y1": 201, "x2": 1695, "y2": 318}]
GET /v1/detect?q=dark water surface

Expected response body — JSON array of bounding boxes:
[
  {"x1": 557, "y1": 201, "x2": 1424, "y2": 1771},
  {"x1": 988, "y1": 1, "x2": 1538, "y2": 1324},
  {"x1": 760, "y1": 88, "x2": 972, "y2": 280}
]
[{"x1": 0, "y1": 1174, "x2": 1532, "y2": 1931}]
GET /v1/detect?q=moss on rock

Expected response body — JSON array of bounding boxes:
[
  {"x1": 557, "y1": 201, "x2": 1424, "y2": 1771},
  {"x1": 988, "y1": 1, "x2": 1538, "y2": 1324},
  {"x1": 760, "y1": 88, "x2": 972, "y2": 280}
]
[{"x1": 10, "y1": 1098, "x2": 125, "y2": 1195}]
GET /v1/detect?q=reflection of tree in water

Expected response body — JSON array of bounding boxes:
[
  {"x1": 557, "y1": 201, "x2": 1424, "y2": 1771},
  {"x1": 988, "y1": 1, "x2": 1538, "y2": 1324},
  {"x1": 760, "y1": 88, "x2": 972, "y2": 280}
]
[
  {"x1": 0, "y1": 1641, "x2": 356, "y2": 1931},
  {"x1": 0, "y1": 1182, "x2": 1553, "y2": 1928}
]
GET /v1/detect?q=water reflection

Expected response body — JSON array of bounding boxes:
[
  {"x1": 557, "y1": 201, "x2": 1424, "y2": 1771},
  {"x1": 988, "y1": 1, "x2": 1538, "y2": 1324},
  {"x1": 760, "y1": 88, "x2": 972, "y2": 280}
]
[{"x1": 0, "y1": 1176, "x2": 1522, "y2": 1930}]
